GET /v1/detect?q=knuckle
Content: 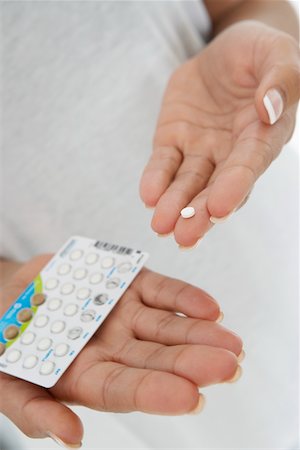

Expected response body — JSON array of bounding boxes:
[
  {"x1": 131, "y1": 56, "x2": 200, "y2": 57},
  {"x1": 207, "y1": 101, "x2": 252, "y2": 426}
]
[
  {"x1": 154, "y1": 313, "x2": 176, "y2": 340},
  {"x1": 253, "y1": 143, "x2": 273, "y2": 173}
]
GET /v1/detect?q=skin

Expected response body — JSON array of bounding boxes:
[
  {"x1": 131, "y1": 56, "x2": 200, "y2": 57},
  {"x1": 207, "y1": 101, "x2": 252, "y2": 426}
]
[
  {"x1": 1, "y1": 0, "x2": 299, "y2": 446},
  {"x1": 140, "y1": 1, "x2": 300, "y2": 247},
  {"x1": 0, "y1": 256, "x2": 242, "y2": 445}
]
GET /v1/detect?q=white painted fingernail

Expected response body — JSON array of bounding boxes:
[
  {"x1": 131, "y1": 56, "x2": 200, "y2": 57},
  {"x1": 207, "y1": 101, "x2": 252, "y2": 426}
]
[
  {"x1": 180, "y1": 207, "x2": 195, "y2": 219},
  {"x1": 216, "y1": 311, "x2": 224, "y2": 323},
  {"x1": 263, "y1": 88, "x2": 284, "y2": 125},
  {"x1": 47, "y1": 432, "x2": 82, "y2": 448},
  {"x1": 209, "y1": 212, "x2": 233, "y2": 224},
  {"x1": 189, "y1": 395, "x2": 206, "y2": 414},
  {"x1": 226, "y1": 365, "x2": 243, "y2": 383},
  {"x1": 237, "y1": 349, "x2": 246, "y2": 363}
]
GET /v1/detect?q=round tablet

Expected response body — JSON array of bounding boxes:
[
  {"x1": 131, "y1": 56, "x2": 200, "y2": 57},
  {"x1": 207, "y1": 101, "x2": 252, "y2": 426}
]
[
  {"x1": 89, "y1": 272, "x2": 103, "y2": 285},
  {"x1": 106, "y1": 277, "x2": 120, "y2": 289},
  {"x1": 50, "y1": 320, "x2": 65, "y2": 334},
  {"x1": 40, "y1": 361, "x2": 55, "y2": 375},
  {"x1": 60, "y1": 283, "x2": 75, "y2": 295},
  {"x1": 73, "y1": 268, "x2": 87, "y2": 281},
  {"x1": 80, "y1": 309, "x2": 96, "y2": 322},
  {"x1": 34, "y1": 315, "x2": 49, "y2": 328},
  {"x1": 45, "y1": 278, "x2": 59, "y2": 290},
  {"x1": 57, "y1": 263, "x2": 71, "y2": 276},
  {"x1": 93, "y1": 293, "x2": 108, "y2": 306},
  {"x1": 0, "y1": 343, "x2": 6, "y2": 356},
  {"x1": 20, "y1": 331, "x2": 36, "y2": 345},
  {"x1": 76, "y1": 287, "x2": 91, "y2": 300},
  {"x1": 6, "y1": 349, "x2": 22, "y2": 363},
  {"x1": 4, "y1": 325, "x2": 19, "y2": 341},
  {"x1": 69, "y1": 249, "x2": 83, "y2": 261},
  {"x1": 117, "y1": 262, "x2": 132, "y2": 273},
  {"x1": 37, "y1": 337, "x2": 52, "y2": 351},
  {"x1": 23, "y1": 355, "x2": 38, "y2": 369},
  {"x1": 63, "y1": 303, "x2": 78, "y2": 317},
  {"x1": 54, "y1": 343, "x2": 69, "y2": 357},
  {"x1": 17, "y1": 308, "x2": 33, "y2": 323},
  {"x1": 31, "y1": 293, "x2": 47, "y2": 306},
  {"x1": 180, "y1": 207, "x2": 195, "y2": 219},
  {"x1": 47, "y1": 298, "x2": 62, "y2": 311},
  {"x1": 101, "y1": 256, "x2": 115, "y2": 269},
  {"x1": 85, "y1": 253, "x2": 99, "y2": 265},
  {"x1": 67, "y1": 327, "x2": 83, "y2": 340}
]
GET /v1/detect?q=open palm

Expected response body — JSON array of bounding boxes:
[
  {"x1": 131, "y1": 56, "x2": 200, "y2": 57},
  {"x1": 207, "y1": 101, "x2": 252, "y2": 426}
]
[
  {"x1": 0, "y1": 255, "x2": 242, "y2": 446},
  {"x1": 140, "y1": 22, "x2": 299, "y2": 247}
]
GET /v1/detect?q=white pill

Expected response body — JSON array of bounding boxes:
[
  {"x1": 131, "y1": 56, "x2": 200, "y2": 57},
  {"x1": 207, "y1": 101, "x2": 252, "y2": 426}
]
[
  {"x1": 47, "y1": 298, "x2": 62, "y2": 311},
  {"x1": 23, "y1": 355, "x2": 38, "y2": 369},
  {"x1": 6, "y1": 349, "x2": 22, "y2": 363},
  {"x1": 69, "y1": 249, "x2": 83, "y2": 261},
  {"x1": 73, "y1": 268, "x2": 87, "y2": 280},
  {"x1": 180, "y1": 207, "x2": 195, "y2": 219},
  {"x1": 63, "y1": 303, "x2": 78, "y2": 317},
  {"x1": 34, "y1": 315, "x2": 49, "y2": 328},
  {"x1": 89, "y1": 272, "x2": 103, "y2": 285},
  {"x1": 101, "y1": 256, "x2": 115, "y2": 269},
  {"x1": 37, "y1": 337, "x2": 52, "y2": 351},
  {"x1": 50, "y1": 320, "x2": 65, "y2": 334},
  {"x1": 21, "y1": 331, "x2": 36, "y2": 345},
  {"x1": 76, "y1": 287, "x2": 91, "y2": 300},
  {"x1": 85, "y1": 253, "x2": 99, "y2": 265},
  {"x1": 60, "y1": 283, "x2": 75, "y2": 295},
  {"x1": 40, "y1": 361, "x2": 55, "y2": 375},
  {"x1": 57, "y1": 263, "x2": 71, "y2": 276},
  {"x1": 54, "y1": 343, "x2": 69, "y2": 357},
  {"x1": 45, "y1": 278, "x2": 59, "y2": 290}
]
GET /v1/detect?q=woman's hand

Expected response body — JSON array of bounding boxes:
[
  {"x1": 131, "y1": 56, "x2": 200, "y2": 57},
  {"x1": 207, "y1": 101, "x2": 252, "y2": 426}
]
[
  {"x1": 0, "y1": 255, "x2": 242, "y2": 447},
  {"x1": 140, "y1": 21, "x2": 300, "y2": 247}
]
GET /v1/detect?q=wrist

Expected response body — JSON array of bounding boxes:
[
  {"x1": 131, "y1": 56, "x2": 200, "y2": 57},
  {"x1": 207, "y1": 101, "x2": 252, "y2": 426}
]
[{"x1": 207, "y1": 0, "x2": 299, "y2": 42}]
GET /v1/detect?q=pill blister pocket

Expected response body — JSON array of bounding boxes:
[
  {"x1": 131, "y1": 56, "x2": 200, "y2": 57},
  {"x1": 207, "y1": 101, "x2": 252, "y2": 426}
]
[{"x1": 0, "y1": 236, "x2": 148, "y2": 387}]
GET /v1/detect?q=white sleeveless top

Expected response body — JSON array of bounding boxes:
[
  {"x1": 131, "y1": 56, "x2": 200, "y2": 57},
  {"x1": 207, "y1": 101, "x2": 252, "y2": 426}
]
[{"x1": 1, "y1": 2, "x2": 298, "y2": 449}]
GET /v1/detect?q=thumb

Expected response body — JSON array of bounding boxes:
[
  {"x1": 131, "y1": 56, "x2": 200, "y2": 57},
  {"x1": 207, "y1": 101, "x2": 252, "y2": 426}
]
[
  {"x1": 0, "y1": 376, "x2": 83, "y2": 447},
  {"x1": 255, "y1": 34, "x2": 300, "y2": 125}
]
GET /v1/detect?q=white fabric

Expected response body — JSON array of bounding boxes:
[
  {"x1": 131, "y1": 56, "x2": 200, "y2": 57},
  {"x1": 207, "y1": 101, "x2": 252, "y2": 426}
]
[{"x1": 0, "y1": 1, "x2": 298, "y2": 449}]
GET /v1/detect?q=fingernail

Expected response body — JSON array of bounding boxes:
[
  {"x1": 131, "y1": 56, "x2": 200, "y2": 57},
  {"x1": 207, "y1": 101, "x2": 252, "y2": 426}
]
[
  {"x1": 216, "y1": 311, "x2": 224, "y2": 323},
  {"x1": 263, "y1": 88, "x2": 284, "y2": 125},
  {"x1": 157, "y1": 232, "x2": 173, "y2": 237},
  {"x1": 47, "y1": 432, "x2": 82, "y2": 448},
  {"x1": 226, "y1": 365, "x2": 242, "y2": 383},
  {"x1": 210, "y1": 212, "x2": 233, "y2": 224},
  {"x1": 144, "y1": 204, "x2": 154, "y2": 209},
  {"x1": 189, "y1": 395, "x2": 205, "y2": 414},
  {"x1": 237, "y1": 349, "x2": 245, "y2": 363},
  {"x1": 178, "y1": 239, "x2": 201, "y2": 250}
]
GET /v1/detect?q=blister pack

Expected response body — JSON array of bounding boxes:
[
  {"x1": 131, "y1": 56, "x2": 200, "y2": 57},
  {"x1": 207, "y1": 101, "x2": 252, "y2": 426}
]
[{"x1": 0, "y1": 236, "x2": 148, "y2": 387}]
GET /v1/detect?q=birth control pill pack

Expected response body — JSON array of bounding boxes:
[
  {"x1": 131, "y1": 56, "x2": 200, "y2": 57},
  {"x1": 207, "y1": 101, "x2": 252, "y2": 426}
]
[{"x1": 0, "y1": 236, "x2": 148, "y2": 388}]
